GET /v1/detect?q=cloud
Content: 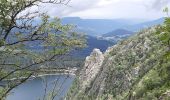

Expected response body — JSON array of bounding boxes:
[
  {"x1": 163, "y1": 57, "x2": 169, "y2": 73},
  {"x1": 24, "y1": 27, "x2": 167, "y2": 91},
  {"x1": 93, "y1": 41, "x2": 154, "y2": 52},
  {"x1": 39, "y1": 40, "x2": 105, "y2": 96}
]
[
  {"x1": 151, "y1": 0, "x2": 170, "y2": 10},
  {"x1": 39, "y1": 0, "x2": 101, "y2": 17},
  {"x1": 143, "y1": 0, "x2": 170, "y2": 10},
  {"x1": 36, "y1": 0, "x2": 170, "y2": 19}
]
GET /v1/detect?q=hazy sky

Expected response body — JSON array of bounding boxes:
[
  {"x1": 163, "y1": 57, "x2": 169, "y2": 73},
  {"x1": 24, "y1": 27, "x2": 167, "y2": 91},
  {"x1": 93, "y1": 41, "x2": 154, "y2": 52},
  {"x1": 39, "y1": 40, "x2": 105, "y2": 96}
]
[{"x1": 39, "y1": 0, "x2": 170, "y2": 19}]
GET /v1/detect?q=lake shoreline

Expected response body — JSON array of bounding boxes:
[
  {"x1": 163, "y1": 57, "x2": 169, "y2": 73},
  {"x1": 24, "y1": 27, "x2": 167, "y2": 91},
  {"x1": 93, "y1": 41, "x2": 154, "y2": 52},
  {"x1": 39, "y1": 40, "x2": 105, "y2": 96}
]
[{"x1": 4, "y1": 72, "x2": 76, "y2": 82}]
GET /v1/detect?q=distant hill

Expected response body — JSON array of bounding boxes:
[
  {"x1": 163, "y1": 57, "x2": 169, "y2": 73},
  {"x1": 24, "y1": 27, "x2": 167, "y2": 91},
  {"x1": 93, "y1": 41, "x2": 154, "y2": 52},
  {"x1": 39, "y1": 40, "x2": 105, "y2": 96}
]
[
  {"x1": 102, "y1": 29, "x2": 134, "y2": 37},
  {"x1": 97, "y1": 18, "x2": 164, "y2": 42},
  {"x1": 71, "y1": 35, "x2": 114, "y2": 57},
  {"x1": 124, "y1": 18, "x2": 164, "y2": 31},
  {"x1": 98, "y1": 29, "x2": 133, "y2": 42}
]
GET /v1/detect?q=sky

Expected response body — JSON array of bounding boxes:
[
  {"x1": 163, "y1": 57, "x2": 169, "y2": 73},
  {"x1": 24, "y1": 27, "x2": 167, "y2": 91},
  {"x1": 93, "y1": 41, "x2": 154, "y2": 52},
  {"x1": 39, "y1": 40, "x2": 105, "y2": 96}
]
[{"x1": 38, "y1": 0, "x2": 170, "y2": 20}]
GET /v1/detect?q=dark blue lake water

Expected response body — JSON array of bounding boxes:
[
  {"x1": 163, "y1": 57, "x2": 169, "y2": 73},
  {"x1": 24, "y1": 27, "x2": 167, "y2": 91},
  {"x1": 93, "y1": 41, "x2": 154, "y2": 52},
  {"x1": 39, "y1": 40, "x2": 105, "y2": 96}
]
[{"x1": 7, "y1": 75, "x2": 75, "y2": 100}]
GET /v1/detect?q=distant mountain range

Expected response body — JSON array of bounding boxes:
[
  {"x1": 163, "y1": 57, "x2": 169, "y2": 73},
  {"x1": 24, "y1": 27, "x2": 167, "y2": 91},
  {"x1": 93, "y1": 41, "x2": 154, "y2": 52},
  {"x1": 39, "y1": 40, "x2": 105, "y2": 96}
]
[
  {"x1": 62, "y1": 17, "x2": 126, "y2": 36},
  {"x1": 61, "y1": 17, "x2": 165, "y2": 36},
  {"x1": 123, "y1": 18, "x2": 164, "y2": 32}
]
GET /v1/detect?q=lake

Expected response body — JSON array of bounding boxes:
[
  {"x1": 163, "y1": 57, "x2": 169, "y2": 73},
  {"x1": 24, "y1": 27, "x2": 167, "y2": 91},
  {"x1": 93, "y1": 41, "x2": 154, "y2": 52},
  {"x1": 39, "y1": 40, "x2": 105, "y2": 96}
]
[{"x1": 6, "y1": 75, "x2": 75, "y2": 100}]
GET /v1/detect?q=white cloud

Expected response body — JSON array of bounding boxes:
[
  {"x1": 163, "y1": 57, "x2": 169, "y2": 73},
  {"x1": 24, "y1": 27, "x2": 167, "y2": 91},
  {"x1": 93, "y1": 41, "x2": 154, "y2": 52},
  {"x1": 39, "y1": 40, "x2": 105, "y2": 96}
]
[
  {"x1": 38, "y1": 0, "x2": 170, "y2": 19},
  {"x1": 149, "y1": 0, "x2": 170, "y2": 10}
]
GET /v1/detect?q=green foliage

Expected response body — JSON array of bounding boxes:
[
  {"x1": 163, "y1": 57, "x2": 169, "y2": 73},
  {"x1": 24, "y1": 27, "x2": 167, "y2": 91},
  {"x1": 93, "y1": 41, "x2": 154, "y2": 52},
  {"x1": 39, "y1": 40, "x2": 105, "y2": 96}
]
[
  {"x1": 163, "y1": 7, "x2": 169, "y2": 16},
  {"x1": 0, "y1": 39, "x2": 4, "y2": 46},
  {"x1": 131, "y1": 57, "x2": 170, "y2": 99},
  {"x1": 158, "y1": 7, "x2": 170, "y2": 47},
  {"x1": 158, "y1": 18, "x2": 170, "y2": 46},
  {"x1": 143, "y1": 70, "x2": 162, "y2": 90},
  {"x1": 0, "y1": 0, "x2": 86, "y2": 99}
]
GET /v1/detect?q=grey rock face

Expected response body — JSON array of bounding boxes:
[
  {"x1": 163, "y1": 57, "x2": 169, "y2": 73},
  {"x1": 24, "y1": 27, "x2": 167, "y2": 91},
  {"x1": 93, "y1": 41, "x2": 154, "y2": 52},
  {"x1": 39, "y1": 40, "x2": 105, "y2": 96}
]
[{"x1": 79, "y1": 48, "x2": 104, "y2": 89}]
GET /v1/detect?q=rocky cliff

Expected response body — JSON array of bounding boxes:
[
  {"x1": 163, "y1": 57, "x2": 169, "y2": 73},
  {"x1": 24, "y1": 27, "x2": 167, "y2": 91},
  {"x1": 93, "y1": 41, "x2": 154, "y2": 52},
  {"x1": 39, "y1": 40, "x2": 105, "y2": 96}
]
[
  {"x1": 79, "y1": 48, "x2": 104, "y2": 90},
  {"x1": 66, "y1": 27, "x2": 170, "y2": 100}
]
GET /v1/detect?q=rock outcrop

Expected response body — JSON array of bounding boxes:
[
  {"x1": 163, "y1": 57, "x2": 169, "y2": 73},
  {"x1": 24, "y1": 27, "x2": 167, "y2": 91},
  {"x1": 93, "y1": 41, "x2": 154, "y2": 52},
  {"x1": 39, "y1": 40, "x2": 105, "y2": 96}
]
[{"x1": 79, "y1": 48, "x2": 104, "y2": 89}]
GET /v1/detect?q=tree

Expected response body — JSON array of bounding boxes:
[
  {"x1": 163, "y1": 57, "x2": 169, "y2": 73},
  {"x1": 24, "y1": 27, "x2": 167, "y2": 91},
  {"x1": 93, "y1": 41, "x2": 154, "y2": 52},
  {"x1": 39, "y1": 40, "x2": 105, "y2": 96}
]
[
  {"x1": 156, "y1": 7, "x2": 170, "y2": 60},
  {"x1": 161, "y1": 7, "x2": 170, "y2": 47},
  {"x1": 0, "y1": 0, "x2": 85, "y2": 99}
]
